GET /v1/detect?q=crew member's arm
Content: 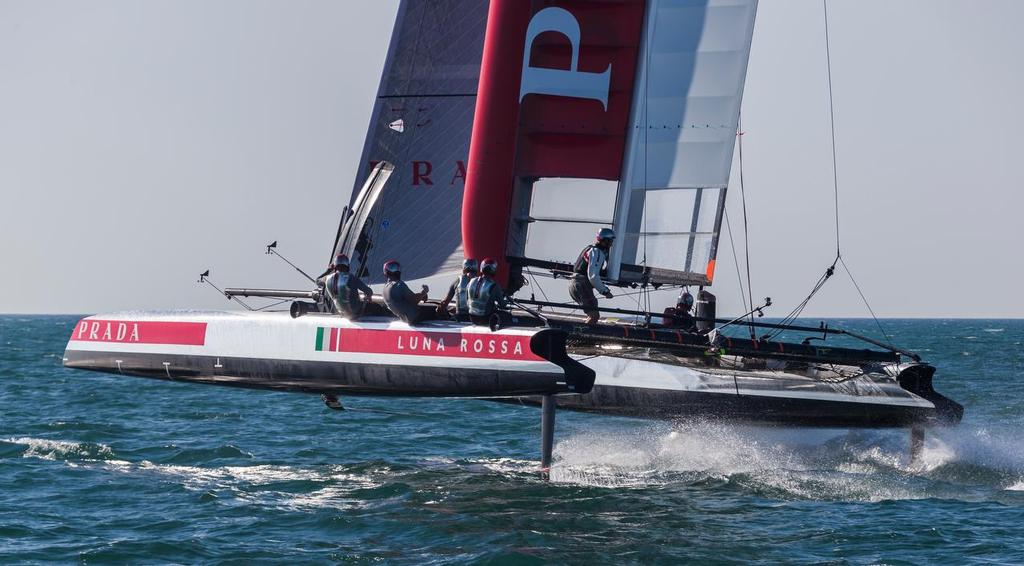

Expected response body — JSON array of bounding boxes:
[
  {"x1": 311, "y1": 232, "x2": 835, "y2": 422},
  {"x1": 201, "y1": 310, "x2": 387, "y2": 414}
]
[
  {"x1": 403, "y1": 282, "x2": 428, "y2": 303},
  {"x1": 353, "y1": 277, "x2": 374, "y2": 302},
  {"x1": 437, "y1": 280, "x2": 457, "y2": 310},
  {"x1": 587, "y1": 248, "x2": 612, "y2": 297},
  {"x1": 316, "y1": 273, "x2": 331, "y2": 300},
  {"x1": 492, "y1": 283, "x2": 509, "y2": 310}
]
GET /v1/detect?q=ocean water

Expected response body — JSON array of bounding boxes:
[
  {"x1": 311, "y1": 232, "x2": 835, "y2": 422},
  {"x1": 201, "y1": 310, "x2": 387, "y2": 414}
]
[{"x1": 2, "y1": 316, "x2": 1023, "y2": 564}]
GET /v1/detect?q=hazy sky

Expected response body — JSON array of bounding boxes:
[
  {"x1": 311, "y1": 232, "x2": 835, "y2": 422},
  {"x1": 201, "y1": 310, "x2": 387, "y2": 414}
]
[{"x1": 2, "y1": 0, "x2": 1022, "y2": 317}]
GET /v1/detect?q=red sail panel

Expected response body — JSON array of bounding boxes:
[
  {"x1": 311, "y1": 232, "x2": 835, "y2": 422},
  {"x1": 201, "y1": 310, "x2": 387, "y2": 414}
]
[
  {"x1": 463, "y1": 0, "x2": 645, "y2": 285},
  {"x1": 515, "y1": 0, "x2": 645, "y2": 179},
  {"x1": 463, "y1": 0, "x2": 533, "y2": 285}
]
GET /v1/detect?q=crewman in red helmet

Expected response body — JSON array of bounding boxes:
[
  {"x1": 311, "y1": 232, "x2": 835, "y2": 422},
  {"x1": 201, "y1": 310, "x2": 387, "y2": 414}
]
[
  {"x1": 320, "y1": 253, "x2": 374, "y2": 319},
  {"x1": 468, "y1": 258, "x2": 507, "y2": 326},
  {"x1": 569, "y1": 228, "x2": 615, "y2": 324}
]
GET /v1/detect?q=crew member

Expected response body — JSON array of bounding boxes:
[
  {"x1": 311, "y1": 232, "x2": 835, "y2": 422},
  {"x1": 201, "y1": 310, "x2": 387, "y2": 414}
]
[
  {"x1": 662, "y1": 289, "x2": 697, "y2": 332},
  {"x1": 320, "y1": 253, "x2": 374, "y2": 319},
  {"x1": 382, "y1": 260, "x2": 429, "y2": 324},
  {"x1": 570, "y1": 228, "x2": 615, "y2": 325},
  {"x1": 436, "y1": 258, "x2": 478, "y2": 322},
  {"x1": 468, "y1": 258, "x2": 506, "y2": 326}
]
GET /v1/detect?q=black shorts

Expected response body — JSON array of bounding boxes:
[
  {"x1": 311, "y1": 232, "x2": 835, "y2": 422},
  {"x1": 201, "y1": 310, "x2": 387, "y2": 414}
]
[{"x1": 568, "y1": 277, "x2": 599, "y2": 316}]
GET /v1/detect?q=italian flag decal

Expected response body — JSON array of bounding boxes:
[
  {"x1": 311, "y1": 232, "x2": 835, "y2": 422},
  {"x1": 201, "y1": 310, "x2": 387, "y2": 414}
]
[{"x1": 315, "y1": 327, "x2": 342, "y2": 352}]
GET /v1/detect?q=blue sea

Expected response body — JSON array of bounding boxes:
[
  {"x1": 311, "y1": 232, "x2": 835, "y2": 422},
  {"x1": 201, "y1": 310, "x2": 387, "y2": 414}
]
[{"x1": 2, "y1": 316, "x2": 1023, "y2": 564}]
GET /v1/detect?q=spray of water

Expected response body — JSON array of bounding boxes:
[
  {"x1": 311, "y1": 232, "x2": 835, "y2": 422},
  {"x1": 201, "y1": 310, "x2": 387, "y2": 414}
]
[{"x1": 548, "y1": 421, "x2": 1024, "y2": 501}]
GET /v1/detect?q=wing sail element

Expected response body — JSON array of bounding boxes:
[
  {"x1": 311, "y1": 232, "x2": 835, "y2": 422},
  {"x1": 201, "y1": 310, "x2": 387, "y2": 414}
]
[
  {"x1": 461, "y1": 0, "x2": 758, "y2": 289},
  {"x1": 335, "y1": 162, "x2": 394, "y2": 278}
]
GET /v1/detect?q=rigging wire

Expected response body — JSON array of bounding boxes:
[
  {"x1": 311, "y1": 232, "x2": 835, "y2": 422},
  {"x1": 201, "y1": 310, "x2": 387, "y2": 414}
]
[
  {"x1": 638, "y1": 0, "x2": 656, "y2": 317},
  {"x1": 839, "y1": 255, "x2": 892, "y2": 342},
  {"x1": 823, "y1": 0, "x2": 841, "y2": 257},
  {"x1": 736, "y1": 116, "x2": 756, "y2": 339},
  {"x1": 722, "y1": 210, "x2": 750, "y2": 313},
  {"x1": 765, "y1": 0, "x2": 890, "y2": 342}
]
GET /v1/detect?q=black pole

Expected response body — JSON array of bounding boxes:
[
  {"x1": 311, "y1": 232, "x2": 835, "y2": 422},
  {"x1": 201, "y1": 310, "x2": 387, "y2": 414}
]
[
  {"x1": 516, "y1": 298, "x2": 841, "y2": 335},
  {"x1": 540, "y1": 395, "x2": 556, "y2": 474},
  {"x1": 514, "y1": 298, "x2": 920, "y2": 360}
]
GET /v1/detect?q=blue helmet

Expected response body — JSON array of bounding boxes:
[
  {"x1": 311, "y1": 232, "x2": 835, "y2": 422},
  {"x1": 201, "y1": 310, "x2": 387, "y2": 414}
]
[
  {"x1": 334, "y1": 253, "x2": 350, "y2": 270},
  {"x1": 678, "y1": 290, "x2": 694, "y2": 308},
  {"x1": 462, "y1": 258, "x2": 479, "y2": 274}
]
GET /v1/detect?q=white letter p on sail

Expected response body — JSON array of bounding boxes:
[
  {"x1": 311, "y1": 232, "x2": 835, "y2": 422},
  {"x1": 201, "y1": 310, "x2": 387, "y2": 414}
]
[{"x1": 519, "y1": 7, "x2": 611, "y2": 110}]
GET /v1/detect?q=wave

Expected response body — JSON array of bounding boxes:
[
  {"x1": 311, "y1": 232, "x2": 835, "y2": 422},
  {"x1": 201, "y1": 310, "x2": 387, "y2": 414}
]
[{"x1": 3, "y1": 436, "x2": 115, "y2": 461}]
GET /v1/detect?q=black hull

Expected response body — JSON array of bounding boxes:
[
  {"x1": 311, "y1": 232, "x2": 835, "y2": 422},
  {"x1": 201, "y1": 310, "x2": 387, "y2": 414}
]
[
  {"x1": 63, "y1": 350, "x2": 583, "y2": 397},
  {"x1": 513, "y1": 384, "x2": 954, "y2": 428}
]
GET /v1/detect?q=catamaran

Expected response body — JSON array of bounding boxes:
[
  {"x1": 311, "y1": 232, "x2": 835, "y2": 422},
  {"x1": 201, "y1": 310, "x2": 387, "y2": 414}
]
[{"x1": 63, "y1": 0, "x2": 962, "y2": 468}]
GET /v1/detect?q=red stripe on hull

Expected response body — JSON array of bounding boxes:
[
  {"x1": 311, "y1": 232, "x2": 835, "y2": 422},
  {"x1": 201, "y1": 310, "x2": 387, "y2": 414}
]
[
  {"x1": 329, "y1": 327, "x2": 340, "y2": 352},
  {"x1": 329, "y1": 328, "x2": 542, "y2": 362},
  {"x1": 70, "y1": 320, "x2": 207, "y2": 346}
]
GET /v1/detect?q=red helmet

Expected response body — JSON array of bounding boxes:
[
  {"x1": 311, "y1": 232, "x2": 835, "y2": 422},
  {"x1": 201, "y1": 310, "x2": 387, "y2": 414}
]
[
  {"x1": 383, "y1": 260, "x2": 401, "y2": 277},
  {"x1": 480, "y1": 257, "x2": 498, "y2": 276}
]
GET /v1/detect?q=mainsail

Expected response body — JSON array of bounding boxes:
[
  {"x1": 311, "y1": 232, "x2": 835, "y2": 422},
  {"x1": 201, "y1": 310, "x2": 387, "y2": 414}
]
[
  {"x1": 462, "y1": 0, "x2": 758, "y2": 289},
  {"x1": 336, "y1": 0, "x2": 489, "y2": 284}
]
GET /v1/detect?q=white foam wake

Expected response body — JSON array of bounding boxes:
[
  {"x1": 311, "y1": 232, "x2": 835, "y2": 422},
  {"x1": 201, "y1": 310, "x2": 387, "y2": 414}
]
[{"x1": 548, "y1": 421, "x2": 1024, "y2": 500}]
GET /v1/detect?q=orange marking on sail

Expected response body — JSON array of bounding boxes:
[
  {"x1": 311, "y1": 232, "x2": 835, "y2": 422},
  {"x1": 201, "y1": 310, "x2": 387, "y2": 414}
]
[{"x1": 705, "y1": 259, "x2": 717, "y2": 282}]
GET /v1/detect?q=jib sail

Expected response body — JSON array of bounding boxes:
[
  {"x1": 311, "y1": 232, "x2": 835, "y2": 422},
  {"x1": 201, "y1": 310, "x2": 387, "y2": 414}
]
[{"x1": 335, "y1": 0, "x2": 489, "y2": 284}]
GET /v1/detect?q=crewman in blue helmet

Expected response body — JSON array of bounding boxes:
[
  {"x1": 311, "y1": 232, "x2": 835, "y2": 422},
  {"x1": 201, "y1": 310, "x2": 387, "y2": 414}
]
[
  {"x1": 468, "y1": 258, "x2": 507, "y2": 326},
  {"x1": 436, "y1": 258, "x2": 479, "y2": 322},
  {"x1": 569, "y1": 228, "x2": 615, "y2": 324},
  {"x1": 320, "y1": 253, "x2": 374, "y2": 319},
  {"x1": 381, "y1": 260, "x2": 429, "y2": 324},
  {"x1": 662, "y1": 289, "x2": 697, "y2": 332}
]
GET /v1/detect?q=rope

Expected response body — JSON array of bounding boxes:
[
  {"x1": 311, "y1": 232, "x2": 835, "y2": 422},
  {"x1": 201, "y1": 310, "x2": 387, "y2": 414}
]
[
  {"x1": 255, "y1": 298, "x2": 293, "y2": 312},
  {"x1": 762, "y1": 258, "x2": 835, "y2": 341},
  {"x1": 527, "y1": 269, "x2": 550, "y2": 303}
]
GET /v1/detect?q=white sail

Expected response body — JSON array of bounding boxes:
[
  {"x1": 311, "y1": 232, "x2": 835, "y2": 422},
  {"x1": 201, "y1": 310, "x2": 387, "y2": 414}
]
[{"x1": 608, "y1": 0, "x2": 758, "y2": 284}]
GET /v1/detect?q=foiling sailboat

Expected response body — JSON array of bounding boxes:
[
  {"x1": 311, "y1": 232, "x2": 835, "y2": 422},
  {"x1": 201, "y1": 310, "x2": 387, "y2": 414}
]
[{"x1": 63, "y1": 0, "x2": 962, "y2": 468}]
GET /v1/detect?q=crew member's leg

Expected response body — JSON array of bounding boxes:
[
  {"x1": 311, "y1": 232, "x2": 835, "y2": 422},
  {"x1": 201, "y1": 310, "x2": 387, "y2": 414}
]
[{"x1": 569, "y1": 278, "x2": 600, "y2": 324}]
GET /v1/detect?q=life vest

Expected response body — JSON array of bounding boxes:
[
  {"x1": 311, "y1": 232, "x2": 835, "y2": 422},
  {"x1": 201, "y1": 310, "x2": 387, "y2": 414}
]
[
  {"x1": 327, "y1": 272, "x2": 352, "y2": 311},
  {"x1": 468, "y1": 276, "x2": 497, "y2": 317},
  {"x1": 573, "y1": 245, "x2": 595, "y2": 276},
  {"x1": 455, "y1": 274, "x2": 472, "y2": 314}
]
